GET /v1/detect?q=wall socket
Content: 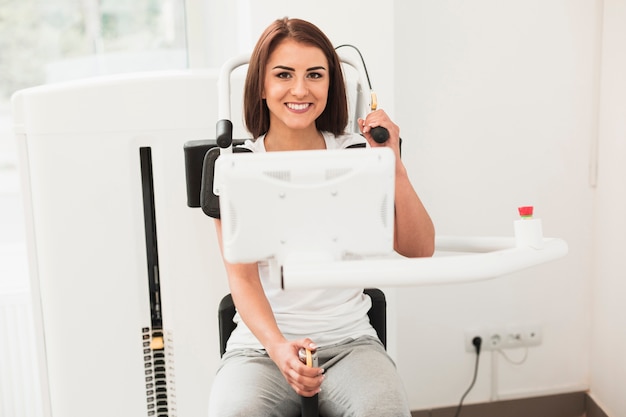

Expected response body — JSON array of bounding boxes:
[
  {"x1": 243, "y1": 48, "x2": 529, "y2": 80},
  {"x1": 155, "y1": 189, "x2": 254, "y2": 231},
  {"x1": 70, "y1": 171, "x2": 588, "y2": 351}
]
[{"x1": 465, "y1": 324, "x2": 543, "y2": 352}]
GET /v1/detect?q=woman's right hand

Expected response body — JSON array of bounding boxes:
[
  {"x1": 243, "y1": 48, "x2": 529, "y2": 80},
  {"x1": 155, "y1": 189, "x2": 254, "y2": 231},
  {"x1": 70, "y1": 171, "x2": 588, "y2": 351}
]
[{"x1": 266, "y1": 338, "x2": 325, "y2": 397}]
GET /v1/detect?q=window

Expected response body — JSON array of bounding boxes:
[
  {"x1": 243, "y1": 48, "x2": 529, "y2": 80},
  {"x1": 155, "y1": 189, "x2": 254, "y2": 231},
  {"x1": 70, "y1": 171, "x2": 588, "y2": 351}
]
[{"x1": 0, "y1": 0, "x2": 187, "y2": 243}]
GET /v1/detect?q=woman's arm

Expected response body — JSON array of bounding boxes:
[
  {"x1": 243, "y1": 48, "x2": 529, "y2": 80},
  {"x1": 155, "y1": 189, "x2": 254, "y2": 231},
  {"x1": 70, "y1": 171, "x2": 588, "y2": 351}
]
[
  {"x1": 392, "y1": 161, "x2": 435, "y2": 257},
  {"x1": 359, "y1": 111, "x2": 435, "y2": 258},
  {"x1": 214, "y1": 219, "x2": 324, "y2": 395}
]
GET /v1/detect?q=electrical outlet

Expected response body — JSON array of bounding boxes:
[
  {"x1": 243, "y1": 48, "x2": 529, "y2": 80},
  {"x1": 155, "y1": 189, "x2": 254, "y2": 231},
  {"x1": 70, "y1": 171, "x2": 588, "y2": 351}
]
[
  {"x1": 501, "y1": 324, "x2": 542, "y2": 349},
  {"x1": 465, "y1": 324, "x2": 542, "y2": 352}
]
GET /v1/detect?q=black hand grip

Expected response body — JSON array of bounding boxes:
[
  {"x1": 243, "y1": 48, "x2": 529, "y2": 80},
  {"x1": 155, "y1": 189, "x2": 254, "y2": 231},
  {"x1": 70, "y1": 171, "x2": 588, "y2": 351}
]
[
  {"x1": 216, "y1": 119, "x2": 233, "y2": 149},
  {"x1": 371, "y1": 126, "x2": 389, "y2": 144},
  {"x1": 301, "y1": 394, "x2": 319, "y2": 417}
]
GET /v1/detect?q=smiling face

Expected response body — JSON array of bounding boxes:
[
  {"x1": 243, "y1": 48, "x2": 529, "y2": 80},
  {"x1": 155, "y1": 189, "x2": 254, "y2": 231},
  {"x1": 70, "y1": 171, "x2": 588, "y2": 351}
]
[{"x1": 262, "y1": 39, "x2": 330, "y2": 135}]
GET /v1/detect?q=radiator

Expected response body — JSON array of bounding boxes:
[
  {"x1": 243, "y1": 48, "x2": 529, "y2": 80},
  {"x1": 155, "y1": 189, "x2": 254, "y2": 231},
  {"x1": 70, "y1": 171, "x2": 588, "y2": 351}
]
[
  {"x1": 0, "y1": 290, "x2": 43, "y2": 417},
  {"x1": 0, "y1": 243, "x2": 43, "y2": 417}
]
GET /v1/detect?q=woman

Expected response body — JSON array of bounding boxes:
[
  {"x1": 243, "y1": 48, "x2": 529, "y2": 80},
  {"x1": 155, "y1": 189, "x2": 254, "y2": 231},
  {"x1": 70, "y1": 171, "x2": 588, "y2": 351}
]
[{"x1": 208, "y1": 17, "x2": 435, "y2": 417}]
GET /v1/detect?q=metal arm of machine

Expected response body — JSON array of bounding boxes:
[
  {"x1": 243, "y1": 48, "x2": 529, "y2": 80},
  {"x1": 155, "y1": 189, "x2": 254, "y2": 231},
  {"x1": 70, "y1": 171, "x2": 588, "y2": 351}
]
[{"x1": 281, "y1": 236, "x2": 568, "y2": 290}]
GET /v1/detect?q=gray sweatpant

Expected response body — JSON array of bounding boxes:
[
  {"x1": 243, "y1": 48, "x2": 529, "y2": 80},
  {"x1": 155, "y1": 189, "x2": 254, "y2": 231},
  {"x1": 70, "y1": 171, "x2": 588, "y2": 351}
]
[{"x1": 208, "y1": 336, "x2": 411, "y2": 417}]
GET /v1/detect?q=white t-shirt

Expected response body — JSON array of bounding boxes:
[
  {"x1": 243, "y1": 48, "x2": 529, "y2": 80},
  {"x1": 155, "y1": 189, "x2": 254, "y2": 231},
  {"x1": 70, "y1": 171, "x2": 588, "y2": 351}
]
[{"x1": 225, "y1": 131, "x2": 379, "y2": 351}]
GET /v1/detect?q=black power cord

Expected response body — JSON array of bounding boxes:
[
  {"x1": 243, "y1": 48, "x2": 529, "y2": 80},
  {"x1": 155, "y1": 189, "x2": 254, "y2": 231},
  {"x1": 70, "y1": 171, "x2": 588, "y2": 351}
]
[
  {"x1": 334, "y1": 44, "x2": 390, "y2": 143},
  {"x1": 454, "y1": 336, "x2": 482, "y2": 417}
]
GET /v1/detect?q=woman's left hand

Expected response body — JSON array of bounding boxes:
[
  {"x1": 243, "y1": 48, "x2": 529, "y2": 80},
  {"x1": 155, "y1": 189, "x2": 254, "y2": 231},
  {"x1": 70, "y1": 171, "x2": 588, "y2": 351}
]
[{"x1": 358, "y1": 109, "x2": 401, "y2": 156}]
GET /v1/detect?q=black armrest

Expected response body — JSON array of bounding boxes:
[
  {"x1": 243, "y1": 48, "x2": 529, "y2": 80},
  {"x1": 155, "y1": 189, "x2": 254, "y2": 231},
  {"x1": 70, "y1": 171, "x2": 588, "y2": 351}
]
[{"x1": 183, "y1": 138, "x2": 248, "y2": 212}]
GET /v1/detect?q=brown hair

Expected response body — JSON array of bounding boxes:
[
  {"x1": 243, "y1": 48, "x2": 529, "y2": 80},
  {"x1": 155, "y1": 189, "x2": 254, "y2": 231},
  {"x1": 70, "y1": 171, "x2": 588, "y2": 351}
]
[{"x1": 243, "y1": 17, "x2": 348, "y2": 138}]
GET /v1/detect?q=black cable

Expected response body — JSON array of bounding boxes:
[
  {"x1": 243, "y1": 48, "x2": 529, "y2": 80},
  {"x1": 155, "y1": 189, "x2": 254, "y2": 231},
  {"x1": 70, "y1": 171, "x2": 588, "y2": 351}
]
[
  {"x1": 335, "y1": 44, "x2": 390, "y2": 143},
  {"x1": 335, "y1": 44, "x2": 374, "y2": 90},
  {"x1": 454, "y1": 337, "x2": 482, "y2": 417}
]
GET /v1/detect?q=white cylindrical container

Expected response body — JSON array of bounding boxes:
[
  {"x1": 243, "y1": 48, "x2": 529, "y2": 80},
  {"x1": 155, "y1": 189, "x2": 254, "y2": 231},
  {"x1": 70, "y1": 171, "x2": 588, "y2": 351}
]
[{"x1": 514, "y1": 218, "x2": 544, "y2": 249}]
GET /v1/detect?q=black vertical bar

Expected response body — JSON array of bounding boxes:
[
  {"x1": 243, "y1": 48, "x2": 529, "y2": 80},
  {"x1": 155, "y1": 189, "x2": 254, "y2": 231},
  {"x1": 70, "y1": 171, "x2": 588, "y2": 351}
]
[{"x1": 139, "y1": 147, "x2": 162, "y2": 329}]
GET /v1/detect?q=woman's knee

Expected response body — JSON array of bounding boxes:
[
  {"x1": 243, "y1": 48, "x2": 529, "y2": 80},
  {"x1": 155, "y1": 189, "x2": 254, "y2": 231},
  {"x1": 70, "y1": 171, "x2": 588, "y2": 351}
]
[
  {"x1": 209, "y1": 384, "x2": 301, "y2": 417},
  {"x1": 208, "y1": 351, "x2": 300, "y2": 416}
]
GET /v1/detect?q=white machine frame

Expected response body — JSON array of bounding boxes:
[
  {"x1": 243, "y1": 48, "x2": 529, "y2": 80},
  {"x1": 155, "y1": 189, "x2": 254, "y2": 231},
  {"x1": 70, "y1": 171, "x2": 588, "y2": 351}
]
[{"x1": 282, "y1": 235, "x2": 568, "y2": 289}]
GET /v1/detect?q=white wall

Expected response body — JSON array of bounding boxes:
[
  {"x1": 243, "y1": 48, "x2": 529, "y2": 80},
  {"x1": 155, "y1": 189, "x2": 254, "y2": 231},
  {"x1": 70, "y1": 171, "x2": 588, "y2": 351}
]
[
  {"x1": 393, "y1": 0, "x2": 597, "y2": 409},
  {"x1": 392, "y1": 0, "x2": 604, "y2": 409},
  {"x1": 590, "y1": 1, "x2": 626, "y2": 416},
  {"x1": 187, "y1": 0, "x2": 620, "y2": 413}
]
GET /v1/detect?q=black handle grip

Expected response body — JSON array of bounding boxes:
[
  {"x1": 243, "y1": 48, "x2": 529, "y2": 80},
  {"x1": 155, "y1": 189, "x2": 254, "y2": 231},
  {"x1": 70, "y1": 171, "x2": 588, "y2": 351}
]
[
  {"x1": 301, "y1": 394, "x2": 319, "y2": 417},
  {"x1": 216, "y1": 119, "x2": 233, "y2": 149},
  {"x1": 370, "y1": 126, "x2": 389, "y2": 144}
]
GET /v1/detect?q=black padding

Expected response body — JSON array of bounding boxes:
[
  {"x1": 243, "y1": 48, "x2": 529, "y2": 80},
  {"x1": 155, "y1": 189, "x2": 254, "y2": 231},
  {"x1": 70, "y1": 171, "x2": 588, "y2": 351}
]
[
  {"x1": 200, "y1": 145, "x2": 252, "y2": 219},
  {"x1": 200, "y1": 147, "x2": 221, "y2": 218},
  {"x1": 218, "y1": 294, "x2": 237, "y2": 357},
  {"x1": 183, "y1": 139, "x2": 247, "y2": 210},
  {"x1": 364, "y1": 288, "x2": 387, "y2": 348},
  {"x1": 184, "y1": 140, "x2": 218, "y2": 208}
]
